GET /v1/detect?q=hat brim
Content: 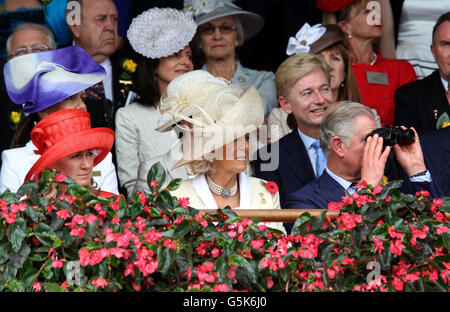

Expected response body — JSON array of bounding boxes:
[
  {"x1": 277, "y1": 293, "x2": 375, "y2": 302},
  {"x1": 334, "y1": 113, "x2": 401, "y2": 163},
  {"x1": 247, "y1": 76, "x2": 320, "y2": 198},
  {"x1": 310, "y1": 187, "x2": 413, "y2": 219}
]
[
  {"x1": 25, "y1": 127, "x2": 115, "y2": 182},
  {"x1": 196, "y1": 9, "x2": 264, "y2": 41},
  {"x1": 171, "y1": 124, "x2": 260, "y2": 170}
]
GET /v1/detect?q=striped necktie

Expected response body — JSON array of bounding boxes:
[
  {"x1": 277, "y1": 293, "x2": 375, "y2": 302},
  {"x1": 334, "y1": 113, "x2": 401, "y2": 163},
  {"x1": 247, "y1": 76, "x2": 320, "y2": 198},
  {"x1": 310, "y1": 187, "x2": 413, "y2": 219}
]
[{"x1": 311, "y1": 140, "x2": 326, "y2": 178}]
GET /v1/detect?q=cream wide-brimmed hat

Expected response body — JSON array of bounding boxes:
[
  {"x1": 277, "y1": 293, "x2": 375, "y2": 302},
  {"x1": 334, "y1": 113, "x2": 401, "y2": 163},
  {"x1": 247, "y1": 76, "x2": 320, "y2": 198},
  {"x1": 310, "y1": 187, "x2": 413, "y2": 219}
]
[
  {"x1": 170, "y1": 83, "x2": 265, "y2": 170},
  {"x1": 155, "y1": 70, "x2": 232, "y2": 132},
  {"x1": 184, "y1": 0, "x2": 264, "y2": 41}
]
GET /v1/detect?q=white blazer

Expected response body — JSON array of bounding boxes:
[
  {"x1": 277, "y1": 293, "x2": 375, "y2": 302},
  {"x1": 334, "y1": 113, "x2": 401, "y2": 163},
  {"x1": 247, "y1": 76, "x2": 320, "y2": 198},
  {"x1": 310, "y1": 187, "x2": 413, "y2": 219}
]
[
  {"x1": 170, "y1": 172, "x2": 286, "y2": 234},
  {"x1": 0, "y1": 140, "x2": 119, "y2": 194}
]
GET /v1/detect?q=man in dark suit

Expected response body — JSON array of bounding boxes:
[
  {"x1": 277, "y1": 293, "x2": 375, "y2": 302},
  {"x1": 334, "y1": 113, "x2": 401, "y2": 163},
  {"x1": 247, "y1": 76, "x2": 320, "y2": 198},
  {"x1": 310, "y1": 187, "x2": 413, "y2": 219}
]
[
  {"x1": 394, "y1": 12, "x2": 450, "y2": 135},
  {"x1": 66, "y1": 0, "x2": 127, "y2": 129},
  {"x1": 253, "y1": 53, "x2": 333, "y2": 209},
  {"x1": 287, "y1": 102, "x2": 438, "y2": 210},
  {"x1": 420, "y1": 126, "x2": 450, "y2": 197}
]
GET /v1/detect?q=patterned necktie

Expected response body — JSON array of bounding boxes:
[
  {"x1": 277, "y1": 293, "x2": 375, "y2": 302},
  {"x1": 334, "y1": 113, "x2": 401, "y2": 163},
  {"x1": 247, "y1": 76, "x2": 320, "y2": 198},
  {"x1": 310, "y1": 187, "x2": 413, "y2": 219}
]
[
  {"x1": 86, "y1": 81, "x2": 105, "y2": 101},
  {"x1": 446, "y1": 90, "x2": 450, "y2": 106},
  {"x1": 311, "y1": 140, "x2": 326, "y2": 178},
  {"x1": 347, "y1": 182, "x2": 358, "y2": 195}
]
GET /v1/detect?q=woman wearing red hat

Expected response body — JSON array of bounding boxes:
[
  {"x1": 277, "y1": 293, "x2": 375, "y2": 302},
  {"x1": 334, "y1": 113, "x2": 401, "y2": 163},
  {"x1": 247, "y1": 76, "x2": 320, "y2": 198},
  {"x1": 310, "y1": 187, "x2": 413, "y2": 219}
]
[
  {"x1": 316, "y1": 0, "x2": 417, "y2": 127},
  {"x1": 25, "y1": 109, "x2": 116, "y2": 198}
]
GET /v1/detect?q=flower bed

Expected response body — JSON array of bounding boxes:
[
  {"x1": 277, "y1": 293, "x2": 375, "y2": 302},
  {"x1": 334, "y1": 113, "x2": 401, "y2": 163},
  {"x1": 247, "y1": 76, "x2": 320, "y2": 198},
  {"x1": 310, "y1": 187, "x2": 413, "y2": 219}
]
[{"x1": 0, "y1": 163, "x2": 448, "y2": 292}]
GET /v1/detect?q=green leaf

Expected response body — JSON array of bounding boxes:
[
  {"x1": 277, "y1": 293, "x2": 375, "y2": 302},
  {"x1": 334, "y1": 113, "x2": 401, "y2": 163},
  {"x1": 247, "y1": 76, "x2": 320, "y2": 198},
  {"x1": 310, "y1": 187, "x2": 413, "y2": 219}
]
[
  {"x1": 15, "y1": 181, "x2": 38, "y2": 203},
  {"x1": 0, "y1": 243, "x2": 10, "y2": 264},
  {"x1": 157, "y1": 246, "x2": 174, "y2": 273},
  {"x1": 8, "y1": 217, "x2": 26, "y2": 252},
  {"x1": 44, "y1": 283, "x2": 64, "y2": 292},
  {"x1": 34, "y1": 223, "x2": 58, "y2": 247},
  {"x1": 147, "y1": 162, "x2": 166, "y2": 191},
  {"x1": 291, "y1": 212, "x2": 311, "y2": 237},
  {"x1": 442, "y1": 232, "x2": 450, "y2": 251},
  {"x1": 67, "y1": 184, "x2": 90, "y2": 199},
  {"x1": 22, "y1": 268, "x2": 38, "y2": 290},
  {"x1": 378, "y1": 180, "x2": 403, "y2": 200},
  {"x1": 8, "y1": 243, "x2": 30, "y2": 269},
  {"x1": 126, "y1": 203, "x2": 144, "y2": 217},
  {"x1": 166, "y1": 178, "x2": 182, "y2": 191},
  {"x1": 174, "y1": 220, "x2": 193, "y2": 237}
]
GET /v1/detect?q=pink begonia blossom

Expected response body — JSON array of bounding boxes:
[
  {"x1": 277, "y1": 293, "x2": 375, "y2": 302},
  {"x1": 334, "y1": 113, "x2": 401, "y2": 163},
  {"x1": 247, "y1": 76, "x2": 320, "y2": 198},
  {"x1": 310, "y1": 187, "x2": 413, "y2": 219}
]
[
  {"x1": 250, "y1": 239, "x2": 264, "y2": 250},
  {"x1": 51, "y1": 260, "x2": 64, "y2": 268},
  {"x1": 55, "y1": 173, "x2": 67, "y2": 182},
  {"x1": 56, "y1": 209, "x2": 71, "y2": 220},
  {"x1": 213, "y1": 284, "x2": 229, "y2": 292},
  {"x1": 265, "y1": 277, "x2": 274, "y2": 289},
  {"x1": 32, "y1": 282, "x2": 41, "y2": 292},
  {"x1": 392, "y1": 277, "x2": 404, "y2": 291},
  {"x1": 373, "y1": 236, "x2": 385, "y2": 254},
  {"x1": 388, "y1": 226, "x2": 404, "y2": 239},
  {"x1": 390, "y1": 239, "x2": 406, "y2": 256},
  {"x1": 91, "y1": 278, "x2": 108, "y2": 288},
  {"x1": 327, "y1": 201, "x2": 342, "y2": 212},
  {"x1": 436, "y1": 226, "x2": 449, "y2": 235},
  {"x1": 372, "y1": 185, "x2": 383, "y2": 194},
  {"x1": 211, "y1": 248, "x2": 220, "y2": 258},
  {"x1": 177, "y1": 197, "x2": 190, "y2": 209}
]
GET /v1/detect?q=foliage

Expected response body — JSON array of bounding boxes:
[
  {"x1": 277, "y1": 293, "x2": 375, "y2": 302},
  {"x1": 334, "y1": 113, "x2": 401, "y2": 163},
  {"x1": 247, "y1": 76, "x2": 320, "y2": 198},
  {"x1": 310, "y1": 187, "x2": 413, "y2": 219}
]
[{"x1": 0, "y1": 163, "x2": 448, "y2": 292}]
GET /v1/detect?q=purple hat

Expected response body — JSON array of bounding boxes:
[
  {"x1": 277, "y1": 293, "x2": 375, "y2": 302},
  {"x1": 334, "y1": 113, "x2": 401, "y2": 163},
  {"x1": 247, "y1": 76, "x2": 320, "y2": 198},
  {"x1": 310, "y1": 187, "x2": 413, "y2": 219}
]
[{"x1": 3, "y1": 46, "x2": 106, "y2": 114}]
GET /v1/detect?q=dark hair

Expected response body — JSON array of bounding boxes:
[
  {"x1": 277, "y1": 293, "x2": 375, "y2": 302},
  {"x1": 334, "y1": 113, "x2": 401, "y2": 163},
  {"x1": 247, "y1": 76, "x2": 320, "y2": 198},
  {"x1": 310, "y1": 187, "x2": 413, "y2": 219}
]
[
  {"x1": 134, "y1": 55, "x2": 160, "y2": 107},
  {"x1": 10, "y1": 113, "x2": 40, "y2": 148},
  {"x1": 432, "y1": 11, "x2": 450, "y2": 46}
]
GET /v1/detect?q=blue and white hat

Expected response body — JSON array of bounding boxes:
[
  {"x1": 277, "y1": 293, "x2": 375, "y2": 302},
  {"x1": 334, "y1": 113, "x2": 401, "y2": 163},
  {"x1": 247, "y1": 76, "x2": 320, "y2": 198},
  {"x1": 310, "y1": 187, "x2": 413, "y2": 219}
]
[{"x1": 3, "y1": 45, "x2": 106, "y2": 114}]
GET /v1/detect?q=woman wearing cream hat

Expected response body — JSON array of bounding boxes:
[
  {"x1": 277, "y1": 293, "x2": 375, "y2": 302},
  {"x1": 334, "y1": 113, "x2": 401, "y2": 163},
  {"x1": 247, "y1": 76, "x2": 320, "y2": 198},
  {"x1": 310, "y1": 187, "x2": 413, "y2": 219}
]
[
  {"x1": 115, "y1": 7, "x2": 197, "y2": 200},
  {"x1": 184, "y1": 0, "x2": 278, "y2": 119},
  {"x1": 0, "y1": 46, "x2": 118, "y2": 195},
  {"x1": 168, "y1": 82, "x2": 286, "y2": 233}
]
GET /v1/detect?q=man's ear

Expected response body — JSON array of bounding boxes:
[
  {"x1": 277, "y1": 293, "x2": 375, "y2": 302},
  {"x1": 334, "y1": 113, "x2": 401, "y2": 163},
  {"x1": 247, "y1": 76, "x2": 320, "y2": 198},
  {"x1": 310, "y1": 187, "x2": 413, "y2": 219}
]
[
  {"x1": 69, "y1": 24, "x2": 81, "y2": 40},
  {"x1": 278, "y1": 96, "x2": 292, "y2": 114},
  {"x1": 330, "y1": 136, "x2": 345, "y2": 157}
]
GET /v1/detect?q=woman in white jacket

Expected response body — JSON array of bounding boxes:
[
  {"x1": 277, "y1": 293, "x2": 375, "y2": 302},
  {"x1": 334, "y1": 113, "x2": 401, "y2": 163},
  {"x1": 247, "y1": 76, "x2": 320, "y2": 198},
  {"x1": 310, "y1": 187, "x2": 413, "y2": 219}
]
[{"x1": 115, "y1": 8, "x2": 197, "y2": 199}]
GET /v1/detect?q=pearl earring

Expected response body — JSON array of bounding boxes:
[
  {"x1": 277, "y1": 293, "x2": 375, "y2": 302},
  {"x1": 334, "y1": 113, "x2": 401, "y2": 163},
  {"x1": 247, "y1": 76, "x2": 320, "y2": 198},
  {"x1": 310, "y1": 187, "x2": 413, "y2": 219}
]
[{"x1": 348, "y1": 33, "x2": 352, "y2": 39}]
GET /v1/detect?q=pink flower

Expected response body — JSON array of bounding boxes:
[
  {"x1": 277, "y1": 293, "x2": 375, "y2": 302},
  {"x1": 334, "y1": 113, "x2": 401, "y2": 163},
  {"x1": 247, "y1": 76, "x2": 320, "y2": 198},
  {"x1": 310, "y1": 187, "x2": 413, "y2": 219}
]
[
  {"x1": 52, "y1": 260, "x2": 64, "y2": 268},
  {"x1": 384, "y1": 196, "x2": 392, "y2": 203},
  {"x1": 32, "y1": 282, "x2": 41, "y2": 292},
  {"x1": 163, "y1": 238, "x2": 177, "y2": 250},
  {"x1": 390, "y1": 239, "x2": 406, "y2": 256},
  {"x1": 341, "y1": 257, "x2": 355, "y2": 266},
  {"x1": 211, "y1": 248, "x2": 220, "y2": 258},
  {"x1": 91, "y1": 278, "x2": 108, "y2": 288},
  {"x1": 213, "y1": 284, "x2": 229, "y2": 292},
  {"x1": 372, "y1": 185, "x2": 383, "y2": 194},
  {"x1": 392, "y1": 277, "x2": 403, "y2": 291},
  {"x1": 56, "y1": 209, "x2": 71, "y2": 220},
  {"x1": 55, "y1": 173, "x2": 67, "y2": 182},
  {"x1": 339, "y1": 212, "x2": 362, "y2": 231},
  {"x1": 388, "y1": 226, "x2": 404, "y2": 239},
  {"x1": 177, "y1": 197, "x2": 190, "y2": 209},
  {"x1": 111, "y1": 215, "x2": 120, "y2": 225},
  {"x1": 150, "y1": 180, "x2": 158, "y2": 188},
  {"x1": 265, "y1": 181, "x2": 278, "y2": 194},
  {"x1": 328, "y1": 202, "x2": 342, "y2": 212},
  {"x1": 436, "y1": 226, "x2": 449, "y2": 235},
  {"x1": 86, "y1": 214, "x2": 97, "y2": 225},
  {"x1": 227, "y1": 230, "x2": 237, "y2": 238},
  {"x1": 250, "y1": 239, "x2": 264, "y2": 250},
  {"x1": 373, "y1": 236, "x2": 385, "y2": 254},
  {"x1": 265, "y1": 276, "x2": 274, "y2": 289}
]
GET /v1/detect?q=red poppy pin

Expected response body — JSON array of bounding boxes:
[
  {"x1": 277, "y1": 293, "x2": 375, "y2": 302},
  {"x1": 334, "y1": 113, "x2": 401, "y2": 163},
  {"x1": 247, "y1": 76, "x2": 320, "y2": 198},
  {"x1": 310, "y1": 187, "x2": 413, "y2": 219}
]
[{"x1": 264, "y1": 181, "x2": 278, "y2": 194}]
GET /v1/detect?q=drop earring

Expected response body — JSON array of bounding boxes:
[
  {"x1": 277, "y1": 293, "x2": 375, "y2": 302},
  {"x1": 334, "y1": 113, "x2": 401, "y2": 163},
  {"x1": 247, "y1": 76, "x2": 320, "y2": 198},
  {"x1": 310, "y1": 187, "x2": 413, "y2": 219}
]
[{"x1": 348, "y1": 33, "x2": 352, "y2": 39}]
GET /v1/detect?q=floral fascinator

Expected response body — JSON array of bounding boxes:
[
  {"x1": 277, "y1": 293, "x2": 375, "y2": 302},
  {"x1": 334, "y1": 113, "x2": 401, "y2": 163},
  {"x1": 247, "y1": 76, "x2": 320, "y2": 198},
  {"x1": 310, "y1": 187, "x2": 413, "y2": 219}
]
[
  {"x1": 127, "y1": 7, "x2": 197, "y2": 59},
  {"x1": 286, "y1": 23, "x2": 345, "y2": 55}
]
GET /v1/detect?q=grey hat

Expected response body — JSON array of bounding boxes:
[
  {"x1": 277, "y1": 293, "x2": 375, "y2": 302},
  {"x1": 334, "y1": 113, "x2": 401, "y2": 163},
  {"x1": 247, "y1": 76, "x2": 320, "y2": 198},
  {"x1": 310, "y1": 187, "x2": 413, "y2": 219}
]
[{"x1": 184, "y1": 0, "x2": 264, "y2": 41}]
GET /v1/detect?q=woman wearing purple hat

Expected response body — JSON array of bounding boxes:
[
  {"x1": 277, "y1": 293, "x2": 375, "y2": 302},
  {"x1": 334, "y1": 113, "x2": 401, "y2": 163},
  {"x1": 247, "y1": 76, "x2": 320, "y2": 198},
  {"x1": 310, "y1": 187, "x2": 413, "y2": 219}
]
[{"x1": 0, "y1": 45, "x2": 118, "y2": 195}]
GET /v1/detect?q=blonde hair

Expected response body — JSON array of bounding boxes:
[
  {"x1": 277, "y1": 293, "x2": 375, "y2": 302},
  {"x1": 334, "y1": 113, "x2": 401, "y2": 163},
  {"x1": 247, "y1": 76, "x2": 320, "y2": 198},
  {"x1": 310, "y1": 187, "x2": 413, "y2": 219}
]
[{"x1": 275, "y1": 53, "x2": 331, "y2": 98}]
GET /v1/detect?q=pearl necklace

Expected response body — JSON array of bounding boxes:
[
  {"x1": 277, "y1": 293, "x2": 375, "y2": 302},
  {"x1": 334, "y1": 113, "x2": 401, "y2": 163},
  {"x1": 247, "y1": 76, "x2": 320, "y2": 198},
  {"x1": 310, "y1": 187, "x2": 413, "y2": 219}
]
[{"x1": 206, "y1": 175, "x2": 238, "y2": 198}]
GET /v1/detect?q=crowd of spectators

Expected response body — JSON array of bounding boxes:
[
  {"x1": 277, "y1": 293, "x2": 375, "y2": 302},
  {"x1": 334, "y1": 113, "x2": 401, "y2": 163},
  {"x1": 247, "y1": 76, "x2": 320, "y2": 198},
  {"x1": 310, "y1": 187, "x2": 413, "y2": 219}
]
[{"x1": 0, "y1": 0, "x2": 449, "y2": 235}]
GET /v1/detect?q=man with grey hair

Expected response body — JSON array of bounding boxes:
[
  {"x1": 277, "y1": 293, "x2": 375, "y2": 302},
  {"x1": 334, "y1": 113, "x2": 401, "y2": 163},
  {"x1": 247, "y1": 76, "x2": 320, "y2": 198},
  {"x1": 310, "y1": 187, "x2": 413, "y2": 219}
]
[
  {"x1": 286, "y1": 102, "x2": 438, "y2": 209},
  {"x1": 0, "y1": 23, "x2": 57, "y2": 165}
]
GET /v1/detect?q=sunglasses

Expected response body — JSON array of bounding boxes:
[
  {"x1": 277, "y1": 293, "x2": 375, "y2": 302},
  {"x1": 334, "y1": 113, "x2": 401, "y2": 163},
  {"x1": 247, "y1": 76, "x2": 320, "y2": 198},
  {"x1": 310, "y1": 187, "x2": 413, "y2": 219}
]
[
  {"x1": 198, "y1": 24, "x2": 237, "y2": 35},
  {"x1": 9, "y1": 44, "x2": 49, "y2": 58}
]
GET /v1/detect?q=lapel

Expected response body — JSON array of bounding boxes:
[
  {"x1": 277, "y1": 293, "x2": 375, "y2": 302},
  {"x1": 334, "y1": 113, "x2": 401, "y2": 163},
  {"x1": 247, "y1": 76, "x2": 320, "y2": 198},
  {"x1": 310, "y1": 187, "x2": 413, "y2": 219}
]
[
  {"x1": 424, "y1": 70, "x2": 449, "y2": 123},
  {"x1": 281, "y1": 130, "x2": 316, "y2": 184},
  {"x1": 110, "y1": 52, "x2": 123, "y2": 108},
  {"x1": 315, "y1": 171, "x2": 346, "y2": 203}
]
